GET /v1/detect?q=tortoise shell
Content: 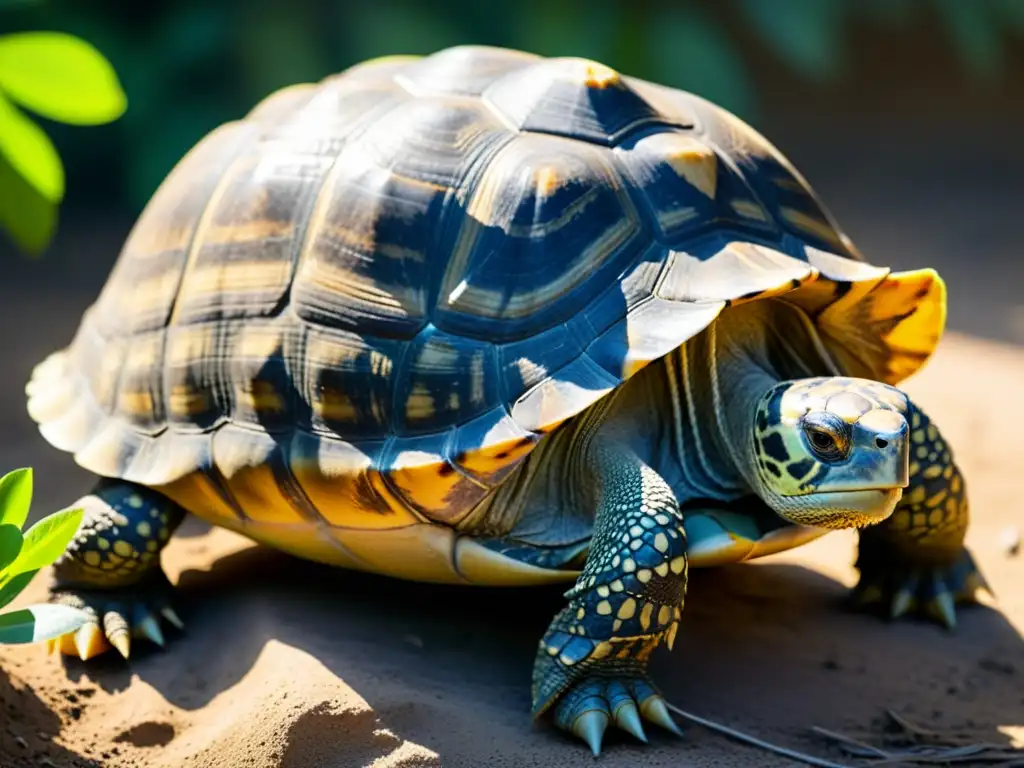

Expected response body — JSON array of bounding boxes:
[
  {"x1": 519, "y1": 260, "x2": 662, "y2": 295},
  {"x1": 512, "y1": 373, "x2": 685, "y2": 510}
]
[{"x1": 27, "y1": 46, "x2": 945, "y2": 584}]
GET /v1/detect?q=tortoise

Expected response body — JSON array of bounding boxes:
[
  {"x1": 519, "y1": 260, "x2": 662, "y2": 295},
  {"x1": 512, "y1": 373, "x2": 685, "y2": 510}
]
[{"x1": 28, "y1": 45, "x2": 987, "y2": 755}]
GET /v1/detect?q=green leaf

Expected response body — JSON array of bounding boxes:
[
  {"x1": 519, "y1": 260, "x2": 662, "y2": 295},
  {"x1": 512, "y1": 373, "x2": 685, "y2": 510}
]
[
  {"x1": 0, "y1": 603, "x2": 89, "y2": 644},
  {"x1": 0, "y1": 468, "x2": 33, "y2": 530},
  {"x1": 0, "y1": 570, "x2": 38, "y2": 611},
  {"x1": 0, "y1": 94, "x2": 64, "y2": 202},
  {"x1": 0, "y1": 525, "x2": 22, "y2": 572},
  {"x1": 0, "y1": 32, "x2": 127, "y2": 126},
  {"x1": 0, "y1": 151, "x2": 57, "y2": 254},
  {"x1": 8, "y1": 506, "x2": 82, "y2": 577}
]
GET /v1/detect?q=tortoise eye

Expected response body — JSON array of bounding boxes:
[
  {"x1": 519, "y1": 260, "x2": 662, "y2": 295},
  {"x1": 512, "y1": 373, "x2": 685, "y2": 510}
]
[
  {"x1": 810, "y1": 431, "x2": 836, "y2": 452},
  {"x1": 801, "y1": 413, "x2": 848, "y2": 461}
]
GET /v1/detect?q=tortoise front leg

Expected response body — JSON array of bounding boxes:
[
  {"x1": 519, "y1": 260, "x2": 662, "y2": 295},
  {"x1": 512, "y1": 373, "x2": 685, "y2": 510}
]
[
  {"x1": 852, "y1": 402, "x2": 988, "y2": 628},
  {"x1": 48, "y1": 480, "x2": 185, "y2": 659},
  {"x1": 531, "y1": 442, "x2": 686, "y2": 755}
]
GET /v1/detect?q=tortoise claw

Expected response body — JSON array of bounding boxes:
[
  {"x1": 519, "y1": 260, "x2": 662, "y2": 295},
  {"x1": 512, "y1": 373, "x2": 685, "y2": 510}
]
[
  {"x1": 572, "y1": 710, "x2": 608, "y2": 757},
  {"x1": 639, "y1": 695, "x2": 683, "y2": 737},
  {"x1": 852, "y1": 547, "x2": 985, "y2": 630},
  {"x1": 74, "y1": 623, "x2": 107, "y2": 661},
  {"x1": 111, "y1": 632, "x2": 131, "y2": 660},
  {"x1": 48, "y1": 572, "x2": 179, "y2": 661},
  {"x1": 160, "y1": 607, "x2": 185, "y2": 630},
  {"x1": 136, "y1": 615, "x2": 165, "y2": 648},
  {"x1": 613, "y1": 701, "x2": 647, "y2": 743}
]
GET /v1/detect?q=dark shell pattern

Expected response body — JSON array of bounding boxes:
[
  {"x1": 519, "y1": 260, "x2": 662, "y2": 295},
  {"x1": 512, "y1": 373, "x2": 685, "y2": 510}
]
[{"x1": 27, "y1": 46, "x2": 945, "y2": 584}]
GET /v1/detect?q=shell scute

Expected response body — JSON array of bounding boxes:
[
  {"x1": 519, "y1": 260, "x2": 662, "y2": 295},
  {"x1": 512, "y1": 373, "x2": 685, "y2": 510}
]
[
  {"x1": 382, "y1": 432, "x2": 490, "y2": 525},
  {"x1": 657, "y1": 238, "x2": 816, "y2": 305},
  {"x1": 483, "y1": 57, "x2": 692, "y2": 145},
  {"x1": 396, "y1": 45, "x2": 540, "y2": 97},
  {"x1": 496, "y1": 323, "x2": 586, "y2": 407},
  {"x1": 452, "y1": 407, "x2": 538, "y2": 487},
  {"x1": 164, "y1": 322, "x2": 228, "y2": 429},
  {"x1": 436, "y1": 133, "x2": 647, "y2": 340},
  {"x1": 288, "y1": 431, "x2": 415, "y2": 529},
  {"x1": 115, "y1": 329, "x2": 167, "y2": 435},
  {"x1": 93, "y1": 122, "x2": 258, "y2": 337},
  {"x1": 301, "y1": 325, "x2": 399, "y2": 438},
  {"x1": 395, "y1": 326, "x2": 499, "y2": 435},
  {"x1": 171, "y1": 149, "x2": 335, "y2": 326},
  {"x1": 224, "y1": 319, "x2": 300, "y2": 434}
]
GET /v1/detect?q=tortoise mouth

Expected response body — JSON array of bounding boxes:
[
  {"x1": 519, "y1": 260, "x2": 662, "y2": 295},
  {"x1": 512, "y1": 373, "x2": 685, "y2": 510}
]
[{"x1": 779, "y1": 488, "x2": 903, "y2": 530}]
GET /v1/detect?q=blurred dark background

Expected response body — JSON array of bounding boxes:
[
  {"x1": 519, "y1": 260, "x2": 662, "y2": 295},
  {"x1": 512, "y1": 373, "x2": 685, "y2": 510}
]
[{"x1": 0, "y1": 0, "x2": 1022, "y2": 510}]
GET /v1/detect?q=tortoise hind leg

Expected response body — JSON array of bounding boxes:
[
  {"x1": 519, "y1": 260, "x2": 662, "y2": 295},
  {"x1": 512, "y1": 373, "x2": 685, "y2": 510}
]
[
  {"x1": 531, "y1": 441, "x2": 686, "y2": 755},
  {"x1": 48, "y1": 480, "x2": 185, "y2": 660},
  {"x1": 852, "y1": 402, "x2": 988, "y2": 629}
]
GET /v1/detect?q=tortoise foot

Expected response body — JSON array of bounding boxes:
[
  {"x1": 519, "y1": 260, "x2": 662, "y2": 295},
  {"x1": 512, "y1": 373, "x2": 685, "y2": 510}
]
[
  {"x1": 850, "y1": 546, "x2": 989, "y2": 630},
  {"x1": 552, "y1": 676, "x2": 682, "y2": 756},
  {"x1": 48, "y1": 571, "x2": 182, "y2": 660}
]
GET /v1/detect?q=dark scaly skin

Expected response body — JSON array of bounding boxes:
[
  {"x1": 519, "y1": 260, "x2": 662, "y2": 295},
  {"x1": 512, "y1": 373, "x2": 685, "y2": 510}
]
[
  {"x1": 49, "y1": 481, "x2": 185, "y2": 659},
  {"x1": 853, "y1": 402, "x2": 985, "y2": 628},
  {"x1": 531, "y1": 441, "x2": 686, "y2": 753}
]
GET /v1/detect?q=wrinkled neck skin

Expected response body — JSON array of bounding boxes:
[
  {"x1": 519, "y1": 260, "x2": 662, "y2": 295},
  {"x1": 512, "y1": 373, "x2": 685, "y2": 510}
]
[{"x1": 601, "y1": 300, "x2": 840, "y2": 506}]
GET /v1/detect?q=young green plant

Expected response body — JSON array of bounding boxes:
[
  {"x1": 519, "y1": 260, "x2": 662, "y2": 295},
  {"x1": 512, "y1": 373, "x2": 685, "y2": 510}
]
[{"x1": 0, "y1": 467, "x2": 89, "y2": 644}]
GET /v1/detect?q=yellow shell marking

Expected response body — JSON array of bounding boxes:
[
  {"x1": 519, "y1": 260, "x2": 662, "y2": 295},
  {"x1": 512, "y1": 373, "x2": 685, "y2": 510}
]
[
  {"x1": 565, "y1": 59, "x2": 621, "y2": 89},
  {"x1": 661, "y1": 136, "x2": 718, "y2": 199}
]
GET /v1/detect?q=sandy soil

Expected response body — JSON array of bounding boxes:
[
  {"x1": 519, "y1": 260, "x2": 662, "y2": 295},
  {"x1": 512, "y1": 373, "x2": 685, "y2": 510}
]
[{"x1": 1, "y1": 331, "x2": 1022, "y2": 768}]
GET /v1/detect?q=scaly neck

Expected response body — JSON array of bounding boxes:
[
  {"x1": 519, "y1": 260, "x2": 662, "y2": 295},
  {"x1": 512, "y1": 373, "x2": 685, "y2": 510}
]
[{"x1": 669, "y1": 300, "x2": 835, "y2": 502}]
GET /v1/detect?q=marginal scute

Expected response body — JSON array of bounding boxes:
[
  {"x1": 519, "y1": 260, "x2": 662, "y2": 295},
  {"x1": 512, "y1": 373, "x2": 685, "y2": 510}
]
[
  {"x1": 454, "y1": 536, "x2": 578, "y2": 585},
  {"x1": 497, "y1": 323, "x2": 585, "y2": 406},
  {"x1": 452, "y1": 407, "x2": 538, "y2": 486},
  {"x1": 328, "y1": 524, "x2": 465, "y2": 584},
  {"x1": 288, "y1": 431, "x2": 416, "y2": 528},
  {"x1": 38, "y1": 385, "x2": 104, "y2": 456},
  {"x1": 511, "y1": 353, "x2": 618, "y2": 434},
  {"x1": 383, "y1": 433, "x2": 489, "y2": 525},
  {"x1": 211, "y1": 426, "x2": 300, "y2": 525},
  {"x1": 484, "y1": 57, "x2": 690, "y2": 145},
  {"x1": 396, "y1": 45, "x2": 541, "y2": 97},
  {"x1": 785, "y1": 257, "x2": 946, "y2": 385},
  {"x1": 658, "y1": 240, "x2": 816, "y2": 305},
  {"x1": 587, "y1": 298, "x2": 724, "y2": 380}
]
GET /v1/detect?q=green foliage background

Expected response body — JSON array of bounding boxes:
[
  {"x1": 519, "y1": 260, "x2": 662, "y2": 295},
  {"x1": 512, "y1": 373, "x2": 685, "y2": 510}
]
[{"x1": 0, "y1": 0, "x2": 1022, "y2": 252}]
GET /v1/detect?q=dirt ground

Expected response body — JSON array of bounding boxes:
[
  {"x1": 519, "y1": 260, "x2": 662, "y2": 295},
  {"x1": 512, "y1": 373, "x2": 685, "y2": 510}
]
[{"x1": 0, "y1": 330, "x2": 1021, "y2": 768}]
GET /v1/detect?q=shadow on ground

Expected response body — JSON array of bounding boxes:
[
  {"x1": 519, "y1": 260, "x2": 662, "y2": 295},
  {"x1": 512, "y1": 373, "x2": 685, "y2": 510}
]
[{"x1": 52, "y1": 537, "x2": 1024, "y2": 765}]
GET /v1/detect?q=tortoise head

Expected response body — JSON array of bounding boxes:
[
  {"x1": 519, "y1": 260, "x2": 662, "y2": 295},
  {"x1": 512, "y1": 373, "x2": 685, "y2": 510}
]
[{"x1": 751, "y1": 377, "x2": 910, "y2": 529}]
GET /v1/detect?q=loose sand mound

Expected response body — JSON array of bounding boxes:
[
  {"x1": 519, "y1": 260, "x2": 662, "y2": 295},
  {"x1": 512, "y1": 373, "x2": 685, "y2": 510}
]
[{"x1": 2, "y1": 332, "x2": 1023, "y2": 768}]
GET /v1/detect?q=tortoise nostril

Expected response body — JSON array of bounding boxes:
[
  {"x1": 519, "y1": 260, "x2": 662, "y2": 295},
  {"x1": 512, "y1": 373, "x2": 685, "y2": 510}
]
[{"x1": 875, "y1": 438, "x2": 888, "y2": 449}]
